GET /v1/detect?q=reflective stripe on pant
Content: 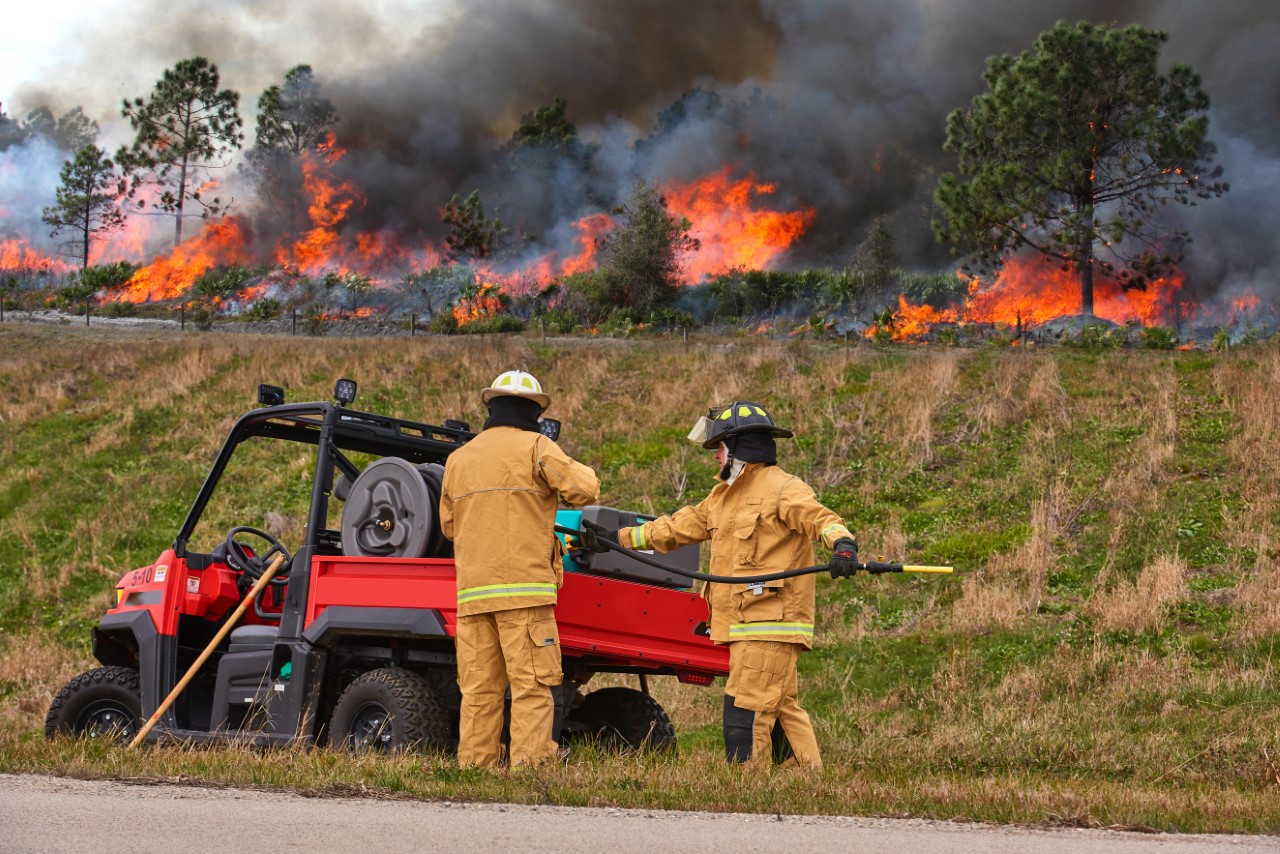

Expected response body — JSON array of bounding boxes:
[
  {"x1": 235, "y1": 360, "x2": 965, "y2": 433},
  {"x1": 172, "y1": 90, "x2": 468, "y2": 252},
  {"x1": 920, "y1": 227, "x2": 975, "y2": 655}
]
[
  {"x1": 724, "y1": 639, "x2": 821, "y2": 767},
  {"x1": 455, "y1": 604, "x2": 563, "y2": 768}
]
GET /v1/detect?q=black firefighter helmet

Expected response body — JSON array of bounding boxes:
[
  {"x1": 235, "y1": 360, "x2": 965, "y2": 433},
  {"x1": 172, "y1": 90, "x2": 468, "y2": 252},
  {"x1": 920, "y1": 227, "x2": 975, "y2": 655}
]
[{"x1": 690, "y1": 401, "x2": 794, "y2": 450}]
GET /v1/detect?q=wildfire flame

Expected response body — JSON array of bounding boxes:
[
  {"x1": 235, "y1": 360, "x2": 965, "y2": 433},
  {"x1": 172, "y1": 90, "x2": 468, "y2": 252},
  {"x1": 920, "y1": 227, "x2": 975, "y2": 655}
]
[
  {"x1": 275, "y1": 134, "x2": 367, "y2": 274},
  {"x1": 876, "y1": 254, "x2": 1198, "y2": 342},
  {"x1": 452, "y1": 281, "x2": 504, "y2": 326},
  {"x1": 0, "y1": 239, "x2": 73, "y2": 276},
  {"x1": 560, "y1": 212, "x2": 613, "y2": 277},
  {"x1": 961, "y1": 255, "x2": 1186, "y2": 327},
  {"x1": 116, "y1": 217, "x2": 252, "y2": 302},
  {"x1": 663, "y1": 166, "x2": 816, "y2": 280}
]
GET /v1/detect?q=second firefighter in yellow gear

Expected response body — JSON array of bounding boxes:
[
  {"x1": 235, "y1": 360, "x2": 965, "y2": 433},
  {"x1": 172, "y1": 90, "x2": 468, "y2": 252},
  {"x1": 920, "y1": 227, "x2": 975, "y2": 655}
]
[
  {"x1": 439, "y1": 370, "x2": 600, "y2": 768},
  {"x1": 613, "y1": 401, "x2": 854, "y2": 767}
]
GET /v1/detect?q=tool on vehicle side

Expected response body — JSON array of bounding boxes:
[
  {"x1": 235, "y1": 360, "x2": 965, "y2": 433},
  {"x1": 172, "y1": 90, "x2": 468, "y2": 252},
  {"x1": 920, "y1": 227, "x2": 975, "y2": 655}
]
[{"x1": 127, "y1": 552, "x2": 286, "y2": 749}]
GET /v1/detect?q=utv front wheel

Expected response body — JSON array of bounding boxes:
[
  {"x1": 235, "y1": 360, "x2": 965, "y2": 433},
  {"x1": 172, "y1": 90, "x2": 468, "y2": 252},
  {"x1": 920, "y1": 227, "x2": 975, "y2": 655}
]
[
  {"x1": 564, "y1": 686, "x2": 677, "y2": 754},
  {"x1": 45, "y1": 666, "x2": 142, "y2": 742},
  {"x1": 329, "y1": 667, "x2": 448, "y2": 752}
]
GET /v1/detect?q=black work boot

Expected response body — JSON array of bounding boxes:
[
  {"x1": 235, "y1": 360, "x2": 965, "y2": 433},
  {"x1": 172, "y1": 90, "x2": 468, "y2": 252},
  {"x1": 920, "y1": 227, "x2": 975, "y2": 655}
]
[
  {"x1": 723, "y1": 695, "x2": 755, "y2": 763},
  {"x1": 770, "y1": 720, "x2": 795, "y2": 765}
]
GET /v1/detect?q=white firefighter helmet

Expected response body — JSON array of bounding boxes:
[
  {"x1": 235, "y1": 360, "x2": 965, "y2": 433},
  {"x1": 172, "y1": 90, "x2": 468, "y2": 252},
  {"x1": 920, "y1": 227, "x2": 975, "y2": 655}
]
[{"x1": 481, "y1": 369, "x2": 550, "y2": 410}]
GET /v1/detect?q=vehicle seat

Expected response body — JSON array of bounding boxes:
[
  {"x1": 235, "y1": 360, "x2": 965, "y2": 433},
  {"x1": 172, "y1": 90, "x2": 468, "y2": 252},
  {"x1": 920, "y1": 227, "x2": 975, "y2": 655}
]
[{"x1": 229, "y1": 624, "x2": 280, "y2": 651}]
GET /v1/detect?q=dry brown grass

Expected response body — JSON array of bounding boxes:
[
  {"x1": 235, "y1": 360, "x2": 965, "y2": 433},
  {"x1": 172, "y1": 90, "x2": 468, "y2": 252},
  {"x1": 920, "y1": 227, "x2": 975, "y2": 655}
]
[
  {"x1": 3, "y1": 730, "x2": 1277, "y2": 831},
  {"x1": 1106, "y1": 362, "x2": 1177, "y2": 511},
  {"x1": 1234, "y1": 545, "x2": 1280, "y2": 639},
  {"x1": 867, "y1": 350, "x2": 961, "y2": 465},
  {"x1": 951, "y1": 487, "x2": 1064, "y2": 632},
  {"x1": 959, "y1": 352, "x2": 1069, "y2": 439},
  {"x1": 1212, "y1": 348, "x2": 1280, "y2": 638},
  {"x1": 8, "y1": 329, "x2": 1280, "y2": 830},
  {"x1": 1091, "y1": 554, "x2": 1188, "y2": 634},
  {"x1": 0, "y1": 630, "x2": 86, "y2": 732}
]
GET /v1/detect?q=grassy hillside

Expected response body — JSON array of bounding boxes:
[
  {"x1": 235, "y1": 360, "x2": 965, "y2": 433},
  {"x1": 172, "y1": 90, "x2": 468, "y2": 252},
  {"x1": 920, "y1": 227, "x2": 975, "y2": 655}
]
[{"x1": 2, "y1": 322, "x2": 1279, "y2": 831}]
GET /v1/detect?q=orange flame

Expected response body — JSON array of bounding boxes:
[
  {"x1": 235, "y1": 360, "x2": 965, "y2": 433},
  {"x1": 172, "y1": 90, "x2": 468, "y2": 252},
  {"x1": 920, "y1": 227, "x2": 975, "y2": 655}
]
[
  {"x1": 115, "y1": 217, "x2": 252, "y2": 303},
  {"x1": 452, "y1": 281, "x2": 504, "y2": 326},
  {"x1": 318, "y1": 306, "x2": 376, "y2": 321},
  {"x1": 663, "y1": 166, "x2": 816, "y2": 280},
  {"x1": 560, "y1": 212, "x2": 613, "y2": 277},
  {"x1": 0, "y1": 239, "x2": 74, "y2": 275},
  {"x1": 1231, "y1": 292, "x2": 1260, "y2": 315},
  {"x1": 276, "y1": 134, "x2": 367, "y2": 274},
  {"x1": 879, "y1": 254, "x2": 1196, "y2": 340},
  {"x1": 959, "y1": 255, "x2": 1187, "y2": 327}
]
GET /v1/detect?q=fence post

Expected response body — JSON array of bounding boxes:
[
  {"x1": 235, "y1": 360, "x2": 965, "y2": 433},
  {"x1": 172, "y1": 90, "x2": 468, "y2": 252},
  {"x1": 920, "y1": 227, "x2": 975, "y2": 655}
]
[
  {"x1": 411, "y1": 313, "x2": 416, "y2": 337},
  {"x1": 180, "y1": 302, "x2": 185, "y2": 331},
  {"x1": 85, "y1": 300, "x2": 90, "y2": 327},
  {"x1": 292, "y1": 309, "x2": 297, "y2": 336}
]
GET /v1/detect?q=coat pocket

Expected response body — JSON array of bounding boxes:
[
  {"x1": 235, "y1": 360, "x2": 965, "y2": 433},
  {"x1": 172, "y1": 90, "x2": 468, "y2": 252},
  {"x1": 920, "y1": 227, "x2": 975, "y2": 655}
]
[
  {"x1": 734, "y1": 579, "x2": 785, "y2": 623},
  {"x1": 527, "y1": 618, "x2": 563, "y2": 687},
  {"x1": 732, "y1": 506, "x2": 762, "y2": 567},
  {"x1": 728, "y1": 642, "x2": 790, "y2": 713}
]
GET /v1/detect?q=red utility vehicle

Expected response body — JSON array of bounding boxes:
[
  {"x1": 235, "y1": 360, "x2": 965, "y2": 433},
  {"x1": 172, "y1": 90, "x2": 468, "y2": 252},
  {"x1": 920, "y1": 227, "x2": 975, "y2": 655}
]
[{"x1": 46, "y1": 381, "x2": 726, "y2": 752}]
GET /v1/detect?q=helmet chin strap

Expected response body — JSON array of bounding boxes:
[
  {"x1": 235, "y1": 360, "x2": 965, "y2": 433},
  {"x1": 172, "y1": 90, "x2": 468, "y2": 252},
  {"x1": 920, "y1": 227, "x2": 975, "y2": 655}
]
[{"x1": 718, "y1": 442, "x2": 746, "y2": 483}]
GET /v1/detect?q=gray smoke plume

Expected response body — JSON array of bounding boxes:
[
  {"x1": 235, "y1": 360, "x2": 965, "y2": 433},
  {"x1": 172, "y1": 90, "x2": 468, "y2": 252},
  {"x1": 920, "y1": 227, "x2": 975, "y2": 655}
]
[{"x1": 4, "y1": 0, "x2": 1278, "y2": 304}]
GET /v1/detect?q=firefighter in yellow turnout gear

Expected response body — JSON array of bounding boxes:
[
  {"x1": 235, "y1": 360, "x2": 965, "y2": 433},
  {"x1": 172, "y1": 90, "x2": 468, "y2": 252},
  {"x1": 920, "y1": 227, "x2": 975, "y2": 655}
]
[
  {"x1": 439, "y1": 370, "x2": 600, "y2": 768},
  {"x1": 588, "y1": 402, "x2": 856, "y2": 767}
]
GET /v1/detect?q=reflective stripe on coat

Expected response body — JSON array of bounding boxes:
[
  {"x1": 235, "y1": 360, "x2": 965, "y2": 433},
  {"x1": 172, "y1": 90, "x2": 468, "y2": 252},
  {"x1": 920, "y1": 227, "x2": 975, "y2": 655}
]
[
  {"x1": 618, "y1": 463, "x2": 851, "y2": 647},
  {"x1": 440, "y1": 426, "x2": 600, "y2": 616}
]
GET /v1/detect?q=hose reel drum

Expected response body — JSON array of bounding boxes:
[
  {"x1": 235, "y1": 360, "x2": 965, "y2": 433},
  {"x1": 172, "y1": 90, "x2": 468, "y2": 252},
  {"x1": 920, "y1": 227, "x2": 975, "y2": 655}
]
[{"x1": 339, "y1": 457, "x2": 450, "y2": 558}]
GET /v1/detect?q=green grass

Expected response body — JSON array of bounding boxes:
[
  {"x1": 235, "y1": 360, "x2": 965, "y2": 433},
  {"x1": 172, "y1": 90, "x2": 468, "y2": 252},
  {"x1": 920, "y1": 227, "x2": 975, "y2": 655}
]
[{"x1": 3, "y1": 325, "x2": 1280, "y2": 831}]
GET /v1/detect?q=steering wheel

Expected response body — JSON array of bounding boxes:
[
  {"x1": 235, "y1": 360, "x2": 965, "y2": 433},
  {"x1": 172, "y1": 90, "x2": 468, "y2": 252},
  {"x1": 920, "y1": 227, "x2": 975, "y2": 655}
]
[{"x1": 225, "y1": 526, "x2": 293, "y2": 587}]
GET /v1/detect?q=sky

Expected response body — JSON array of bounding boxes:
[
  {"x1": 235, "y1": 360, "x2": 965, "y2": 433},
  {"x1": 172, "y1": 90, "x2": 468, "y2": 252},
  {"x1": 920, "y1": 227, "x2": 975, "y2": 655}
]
[
  {"x1": 2, "y1": 0, "x2": 451, "y2": 145},
  {"x1": 2, "y1": 6, "x2": 102, "y2": 101}
]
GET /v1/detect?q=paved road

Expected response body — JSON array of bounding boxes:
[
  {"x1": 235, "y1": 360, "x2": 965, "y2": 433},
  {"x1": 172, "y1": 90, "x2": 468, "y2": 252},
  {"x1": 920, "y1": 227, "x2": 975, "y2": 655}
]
[{"x1": 1, "y1": 774, "x2": 1276, "y2": 853}]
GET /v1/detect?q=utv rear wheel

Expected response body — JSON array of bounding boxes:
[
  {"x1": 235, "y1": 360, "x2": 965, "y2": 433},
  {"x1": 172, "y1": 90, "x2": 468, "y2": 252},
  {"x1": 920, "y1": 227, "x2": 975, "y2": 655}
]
[
  {"x1": 329, "y1": 667, "x2": 448, "y2": 752},
  {"x1": 565, "y1": 686, "x2": 677, "y2": 754},
  {"x1": 45, "y1": 666, "x2": 142, "y2": 742}
]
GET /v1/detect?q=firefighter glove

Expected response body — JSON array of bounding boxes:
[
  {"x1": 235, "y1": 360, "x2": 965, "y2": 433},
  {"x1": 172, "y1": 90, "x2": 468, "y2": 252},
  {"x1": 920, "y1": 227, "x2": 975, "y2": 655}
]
[
  {"x1": 579, "y1": 520, "x2": 617, "y2": 553},
  {"x1": 829, "y1": 538, "x2": 860, "y2": 578}
]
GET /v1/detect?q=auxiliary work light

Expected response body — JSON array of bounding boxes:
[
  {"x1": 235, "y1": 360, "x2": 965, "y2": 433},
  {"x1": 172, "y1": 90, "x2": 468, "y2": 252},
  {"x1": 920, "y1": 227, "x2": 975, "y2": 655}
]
[
  {"x1": 334, "y1": 378, "x2": 358, "y2": 407},
  {"x1": 258, "y1": 384, "x2": 285, "y2": 407}
]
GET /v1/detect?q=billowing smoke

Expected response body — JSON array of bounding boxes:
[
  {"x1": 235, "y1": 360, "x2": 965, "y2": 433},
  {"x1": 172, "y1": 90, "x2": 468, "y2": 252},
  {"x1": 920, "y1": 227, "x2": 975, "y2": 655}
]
[
  {"x1": 4, "y1": 0, "x2": 1278, "y2": 298},
  {"x1": 0, "y1": 136, "x2": 64, "y2": 246}
]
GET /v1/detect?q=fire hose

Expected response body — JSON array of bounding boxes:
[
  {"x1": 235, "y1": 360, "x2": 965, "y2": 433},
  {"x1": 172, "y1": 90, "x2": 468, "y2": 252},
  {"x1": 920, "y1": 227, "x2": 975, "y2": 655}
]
[{"x1": 553, "y1": 524, "x2": 951, "y2": 583}]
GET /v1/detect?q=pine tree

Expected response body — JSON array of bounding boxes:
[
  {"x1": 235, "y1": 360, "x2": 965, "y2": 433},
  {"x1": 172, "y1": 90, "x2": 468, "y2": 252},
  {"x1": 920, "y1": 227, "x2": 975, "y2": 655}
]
[
  {"x1": 42, "y1": 145, "x2": 126, "y2": 270},
  {"x1": 243, "y1": 65, "x2": 338, "y2": 232},
  {"x1": 934, "y1": 21, "x2": 1227, "y2": 315},
  {"x1": 118, "y1": 57, "x2": 243, "y2": 245}
]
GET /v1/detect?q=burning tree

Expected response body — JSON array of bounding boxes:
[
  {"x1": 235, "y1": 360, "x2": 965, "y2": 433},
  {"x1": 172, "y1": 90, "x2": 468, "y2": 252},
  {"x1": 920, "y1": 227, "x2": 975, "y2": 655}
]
[
  {"x1": 442, "y1": 190, "x2": 506, "y2": 261},
  {"x1": 243, "y1": 64, "x2": 339, "y2": 234},
  {"x1": 41, "y1": 145, "x2": 126, "y2": 270},
  {"x1": 934, "y1": 21, "x2": 1227, "y2": 317},
  {"x1": 118, "y1": 57, "x2": 244, "y2": 246},
  {"x1": 594, "y1": 179, "x2": 699, "y2": 319}
]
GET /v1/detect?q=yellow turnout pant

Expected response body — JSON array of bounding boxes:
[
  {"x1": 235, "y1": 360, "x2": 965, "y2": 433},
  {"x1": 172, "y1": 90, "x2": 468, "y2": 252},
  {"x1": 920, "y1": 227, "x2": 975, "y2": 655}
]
[
  {"x1": 725, "y1": 639, "x2": 821, "y2": 767},
  {"x1": 455, "y1": 604, "x2": 563, "y2": 768}
]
